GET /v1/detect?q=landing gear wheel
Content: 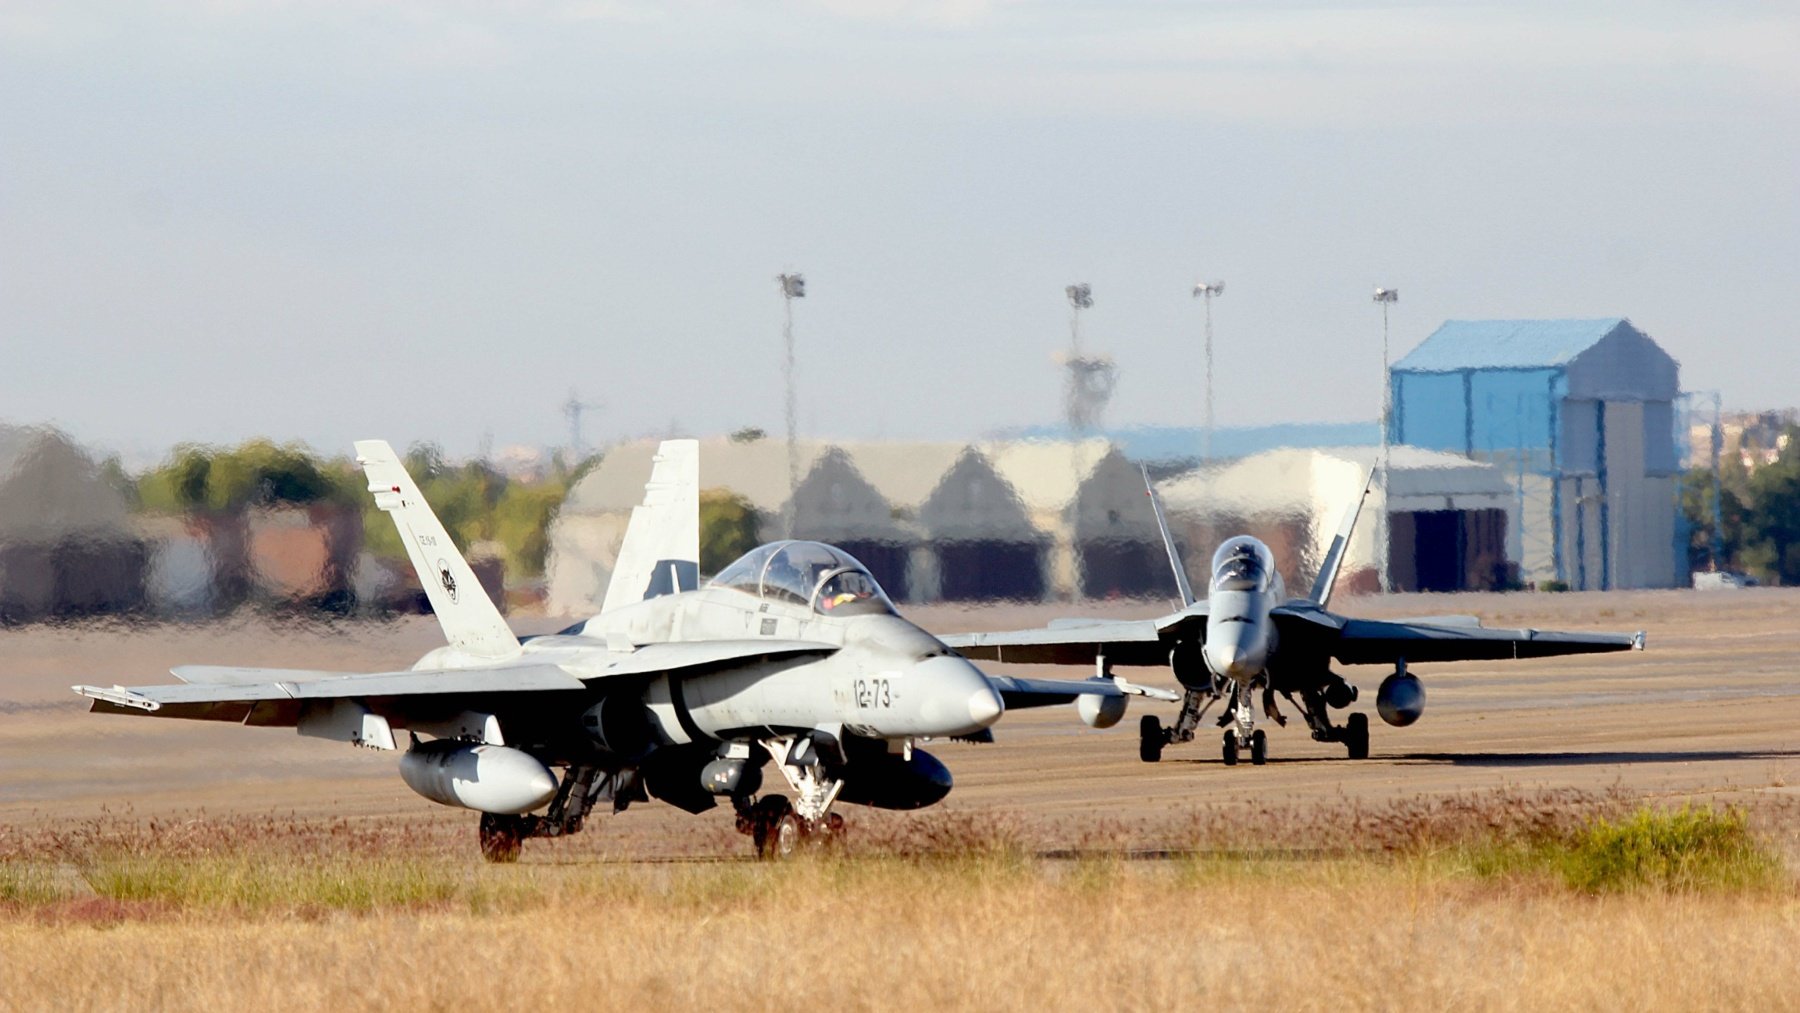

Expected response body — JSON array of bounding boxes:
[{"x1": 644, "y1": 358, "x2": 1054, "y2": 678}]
[
  {"x1": 1345, "y1": 712, "x2": 1370, "y2": 760},
  {"x1": 751, "y1": 796, "x2": 800, "y2": 860},
  {"x1": 1221, "y1": 731, "x2": 1239, "y2": 766},
  {"x1": 768, "y1": 812, "x2": 802, "y2": 859},
  {"x1": 478, "y1": 812, "x2": 525, "y2": 864},
  {"x1": 1139, "y1": 715, "x2": 1166, "y2": 763},
  {"x1": 1249, "y1": 729, "x2": 1267, "y2": 766}
]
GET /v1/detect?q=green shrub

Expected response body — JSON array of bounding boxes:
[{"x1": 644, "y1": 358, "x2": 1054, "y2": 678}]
[{"x1": 1555, "y1": 806, "x2": 1780, "y2": 893}]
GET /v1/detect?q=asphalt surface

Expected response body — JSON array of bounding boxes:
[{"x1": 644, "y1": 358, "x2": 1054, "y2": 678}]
[{"x1": 3, "y1": 588, "x2": 1797, "y2": 851}]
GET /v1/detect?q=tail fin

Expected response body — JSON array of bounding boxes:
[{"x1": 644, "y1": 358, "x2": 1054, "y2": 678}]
[
  {"x1": 1142, "y1": 465, "x2": 1196, "y2": 608},
  {"x1": 601, "y1": 439, "x2": 699, "y2": 614},
  {"x1": 354, "y1": 440, "x2": 520, "y2": 659},
  {"x1": 1308, "y1": 469, "x2": 1375, "y2": 607}
]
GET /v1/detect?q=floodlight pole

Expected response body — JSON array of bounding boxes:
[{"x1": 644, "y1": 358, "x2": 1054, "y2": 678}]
[
  {"x1": 778, "y1": 272, "x2": 806, "y2": 536},
  {"x1": 1373, "y1": 287, "x2": 1399, "y2": 593},
  {"x1": 1065, "y1": 283, "x2": 1092, "y2": 359},
  {"x1": 1709, "y1": 391, "x2": 1724, "y2": 570},
  {"x1": 1193, "y1": 281, "x2": 1225, "y2": 461}
]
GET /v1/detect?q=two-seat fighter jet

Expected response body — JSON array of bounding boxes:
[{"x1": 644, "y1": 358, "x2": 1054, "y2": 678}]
[
  {"x1": 940, "y1": 472, "x2": 1644, "y2": 766},
  {"x1": 75, "y1": 440, "x2": 1169, "y2": 860}
]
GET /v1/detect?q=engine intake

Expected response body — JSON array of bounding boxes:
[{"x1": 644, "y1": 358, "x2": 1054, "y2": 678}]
[{"x1": 582, "y1": 694, "x2": 655, "y2": 756}]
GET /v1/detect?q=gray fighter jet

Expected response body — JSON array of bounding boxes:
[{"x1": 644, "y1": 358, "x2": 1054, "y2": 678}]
[
  {"x1": 75, "y1": 440, "x2": 1169, "y2": 860},
  {"x1": 940, "y1": 471, "x2": 1644, "y2": 766}
]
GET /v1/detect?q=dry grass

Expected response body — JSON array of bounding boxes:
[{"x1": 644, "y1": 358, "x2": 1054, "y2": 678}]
[
  {"x1": 2, "y1": 793, "x2": 1796, "y2": 1011},
  {"x1": 3, "y1": 858, "x2": 1798, "y2": 1011}
]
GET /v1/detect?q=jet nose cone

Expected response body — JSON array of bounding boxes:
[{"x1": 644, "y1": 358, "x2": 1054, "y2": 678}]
[
  {"x1": 967, "y1": 685, "x2": 1003, "y2": 729},
  {"x1": 1204, "y1": 634, "x2": 1260, "y2": 682},
  {"x1": 913, "y1": 655, "x2": 1003, "y2": 736}
]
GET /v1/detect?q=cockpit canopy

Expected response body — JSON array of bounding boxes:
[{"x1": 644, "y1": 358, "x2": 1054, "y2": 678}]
[
  {"x1": 1210, "y1": 535, "x2": 1275, "y2": 592},
  {"x1": 709, "y1": 540, "x2": 894, "y2": 616}
]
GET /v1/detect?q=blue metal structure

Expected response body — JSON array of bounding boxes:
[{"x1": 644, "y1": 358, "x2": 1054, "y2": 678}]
[{"x1": 1389, "y1": 319, "x2": 1681, "y2": 589}]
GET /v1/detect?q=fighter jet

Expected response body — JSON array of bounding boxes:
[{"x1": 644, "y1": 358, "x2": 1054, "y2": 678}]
[
  {"x1": 74, "y1": 440, "x2": 1169, "y2": 860},
  {"x1": 939, "y1": 471, "x2": 1644, "y2": 766}
]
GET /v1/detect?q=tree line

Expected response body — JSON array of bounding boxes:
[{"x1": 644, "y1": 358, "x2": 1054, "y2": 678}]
[
  {"x1": 128, "y1": 439, "x2": 767, "y2": 582},
  {"x1": 132, "y1": 440, "x2": 586, "y2": 579},
  {"x1": 1680, "y1": 424, "x2": 1800, "y2": 584}
]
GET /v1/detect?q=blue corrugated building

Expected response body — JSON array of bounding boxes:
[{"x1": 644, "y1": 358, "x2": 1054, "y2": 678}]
[{"x1": 1390, "y1": 318, "x2": 1680, "y2": 590}]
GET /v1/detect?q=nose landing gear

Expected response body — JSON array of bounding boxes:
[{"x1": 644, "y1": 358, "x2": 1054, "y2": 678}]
[{"x1": 730, "y1": 734, "x2": 850, "y2": 860}]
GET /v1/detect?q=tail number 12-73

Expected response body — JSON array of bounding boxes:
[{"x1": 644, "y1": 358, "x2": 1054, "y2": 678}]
[{"x1": 854, "y1": 677, "x2": 892, "y2": 709}]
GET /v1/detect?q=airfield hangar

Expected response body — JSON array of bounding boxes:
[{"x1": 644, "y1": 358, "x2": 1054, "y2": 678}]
[
  {"x1": 1389, "y1": 318, "x2": 1681, "y2": 590},
  {"x1": 0, "y1": 425, "x2": 147, "y2": 620},
  {"x1": 1156, "y1": 445, "x2": 1518, "y2": 596},
  {"x1": 546, "y1": 436, "x2": 1167, "y2": 614}
]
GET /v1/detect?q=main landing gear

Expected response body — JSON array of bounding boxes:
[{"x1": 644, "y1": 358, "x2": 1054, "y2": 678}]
[
  {"x1": 1138, "y1": 673, "x2": 1373, "y2": 766},
  {"x1": 730, "y1": 734, "x2": 849, "y2": 860},
  {"x1": 477, "y1": 765, "x2": 641, "y2": 864},
  {"x1": 1139, "y1": 684, "x2": 1224, "y2": 762},
  {"x1": 1294, "y1": 676, "x2": 1369, "y2": 760}
]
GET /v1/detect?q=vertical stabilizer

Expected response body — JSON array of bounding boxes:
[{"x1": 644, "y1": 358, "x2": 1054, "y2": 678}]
[
  {"x1": 1142, "y1": 465, "x2": 1197, "y2": 608},
  {"x1": 1308, "y1": 470, "x2": 1376, "y2": 607},
  {"x1": 354, "y1": 440, "x2": 520, "y2": 659},
  {"x1": 601, "y1": 439, "x2": 700, "y2": 614}
]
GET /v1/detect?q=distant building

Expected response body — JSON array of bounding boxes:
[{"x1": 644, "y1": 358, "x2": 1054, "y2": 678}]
[
  {"x1": 544, "y1": 435, "x2": 1162, "y2": 614},
  {"x1": 1157, "y1": 446, "x2": 1518, "y2": 595},
  {"x1": 984, "y1": 439, "x2": 1162, "y2": 599},
  {"x1": 1687, "y1": 409, "x2": 1796, "y2": 474},
  {"x1": 996, "y1": 421, "x2": 1382, "y2": 466},
  {"x1": 1390, "y1": 318, "x2": 1681, "y2": 589},
  {"x1": 0, "y1": 425, "x2": 146, "y2": 620}
]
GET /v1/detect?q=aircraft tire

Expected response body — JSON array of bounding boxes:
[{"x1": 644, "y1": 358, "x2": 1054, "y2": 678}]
[
  {"x1": 1345, "y1": 712, "x2": 1370, "y2": 760},
  {"x1": 1249, "y1": 729, "x2": 1267, "y2": 766},
  {"x1": 1138, "y1": 715, "x2": 1165, "y2": 763},
  {"x1": 478, "y1": 812, "x2": 524, "y2": 864},
  {"x1": 752, "y1": 796, "x2": 799, "y2": 860},
  {"x1": 1221, "y1": 732, "x2": 1238, "y2": 766}
]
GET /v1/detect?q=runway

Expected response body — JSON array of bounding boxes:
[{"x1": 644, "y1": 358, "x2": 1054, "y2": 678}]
[{"x1": 4, "y1": 588, "x2": 1797, "y2": 854}]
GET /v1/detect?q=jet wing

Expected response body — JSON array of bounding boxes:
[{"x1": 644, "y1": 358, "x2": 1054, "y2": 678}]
[
  {"x1": 571, "y1": 640, "x2": 838, "y2": 679},
  {"x1": 940, "y1": 613, "x2": 1195, "y2": 667},
  {"x1": 1320, "y1": 616, "x2": 1645, "y2": 666},
  {"x1": 985, "y1": 674, "x2": 1180, "y2": 709},
  {"x1": 77, "y1": 641, "x2": 841, "y2": 724},
  {"x1": 74, "y1": 663, "x2": 590, "y2": 722}
]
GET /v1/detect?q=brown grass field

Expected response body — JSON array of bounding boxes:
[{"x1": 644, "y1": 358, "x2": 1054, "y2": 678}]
[{"x1": 4, "y1": 588, "x2": 1800, "y2": 1010}]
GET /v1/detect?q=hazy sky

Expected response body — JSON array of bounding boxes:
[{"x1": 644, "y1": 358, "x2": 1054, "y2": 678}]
[{"x1": 3, "y1": 1, "x2": 1796, "y2": 464}]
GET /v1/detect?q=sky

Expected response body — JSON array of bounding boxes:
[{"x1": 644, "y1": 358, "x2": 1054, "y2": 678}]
[{"x1": 3, "y1": 1, "x2": 1796, "y2": 465}]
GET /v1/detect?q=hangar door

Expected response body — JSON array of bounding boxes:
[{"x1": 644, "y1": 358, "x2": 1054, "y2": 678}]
[
  {"x1": 1079, "y1": 538, "x2": 1166, "y2": 599},
  {"x1": 1387, "y1": 508, "x2": 1512, "y2": 592},
  {"x1": 936, "y1": 541, "x2": 1044, "y2": 602},
  {"x1": 834, "y1": 540, "x2": 910, "y2": 602}
]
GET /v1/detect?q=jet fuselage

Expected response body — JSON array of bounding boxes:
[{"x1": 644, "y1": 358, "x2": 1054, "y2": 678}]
[{"x1": 1201, "y1": 536, "x2": 1284, "y2": 687}]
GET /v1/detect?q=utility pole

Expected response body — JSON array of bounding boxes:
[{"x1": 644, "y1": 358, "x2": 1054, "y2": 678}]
[
  {"x1": 1193, "y1": 280, "x2": 1225, "y2": 461},
  {"x1": 1373, "y1": 287, "x2": 1399, "y2": 593},
  {"x1": 778, "y1": 272, "x2": 806, "y2": 536}
]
